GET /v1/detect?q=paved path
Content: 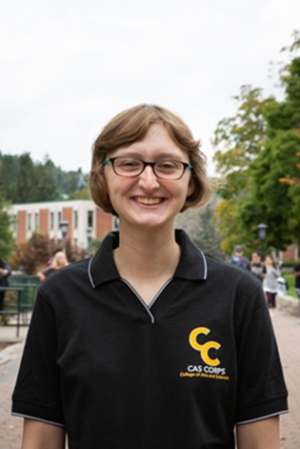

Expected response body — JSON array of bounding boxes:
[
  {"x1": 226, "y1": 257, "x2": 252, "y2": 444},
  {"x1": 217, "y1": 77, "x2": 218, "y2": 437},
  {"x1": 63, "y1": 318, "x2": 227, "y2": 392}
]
[
  {"x1": 0, "y1": 310, "x2": 299, "y2": 448},
  {"x1": 272, "y1": 311, "x2": 300, "y2": 448}
]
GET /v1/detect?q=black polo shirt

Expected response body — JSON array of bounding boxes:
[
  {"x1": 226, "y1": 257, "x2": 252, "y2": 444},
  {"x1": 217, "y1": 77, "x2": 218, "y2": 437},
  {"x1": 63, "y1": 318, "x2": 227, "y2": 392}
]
[{"x1": 12, "y1": 230, "x2": 288, "y2": 449}]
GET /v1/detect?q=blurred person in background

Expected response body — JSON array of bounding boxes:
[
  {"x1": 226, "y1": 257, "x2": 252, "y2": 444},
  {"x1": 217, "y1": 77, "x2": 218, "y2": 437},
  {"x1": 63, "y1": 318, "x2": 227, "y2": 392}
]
[
  {"x1": 263, "y1": 254, "x2": 280, "y2": 309},
  {"x1": 230, "y1": 245, "x2": 249, "y2": 270},
  {"x1": 37, "y1": 251, "x2": 69, "y2": 282},
  {"x1": 249, "y1": 251, "x2": 264, "y2": 282}
]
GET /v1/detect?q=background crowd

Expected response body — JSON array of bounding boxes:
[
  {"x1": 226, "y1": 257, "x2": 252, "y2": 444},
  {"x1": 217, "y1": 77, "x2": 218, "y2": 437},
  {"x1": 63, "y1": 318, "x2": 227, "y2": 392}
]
[{"x1": 230, "y1": 245, "x2": 300, "y2": 310}]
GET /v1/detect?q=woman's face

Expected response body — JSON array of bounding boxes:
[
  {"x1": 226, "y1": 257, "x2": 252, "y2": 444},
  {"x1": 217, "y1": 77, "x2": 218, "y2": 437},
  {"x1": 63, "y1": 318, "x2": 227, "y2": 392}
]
[
  {"x1": 266, "y1": 256, "x2": 273, "y2": 265},
  {"x1": 103, "y1": 124, "x2": 194, "y2": 231},
  {"x1": 56, "y1": 252, "x2": 66, "y2": 266}
]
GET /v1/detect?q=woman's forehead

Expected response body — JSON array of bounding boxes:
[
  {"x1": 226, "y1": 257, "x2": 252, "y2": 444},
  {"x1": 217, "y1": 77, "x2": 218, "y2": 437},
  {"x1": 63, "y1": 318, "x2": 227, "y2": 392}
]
[{"x1": 110, "y1": 124, "x2": 189, "y2": 159}]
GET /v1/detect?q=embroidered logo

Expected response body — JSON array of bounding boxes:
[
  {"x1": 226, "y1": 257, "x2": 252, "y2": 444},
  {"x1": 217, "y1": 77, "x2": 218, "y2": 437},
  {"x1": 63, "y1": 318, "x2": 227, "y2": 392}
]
[
  {"x1": 189, "y1": 327, "x2": 221, "y2": 366},
  {"x1": 179, "y1": 326, "x2": 229, "y2": 380}
]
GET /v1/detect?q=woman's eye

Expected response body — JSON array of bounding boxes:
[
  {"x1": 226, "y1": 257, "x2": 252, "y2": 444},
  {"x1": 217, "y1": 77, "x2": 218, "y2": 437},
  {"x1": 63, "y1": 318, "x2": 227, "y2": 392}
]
[
  {"x1": 119, "y1": 159, "x2": 140, "y2": 168},
  {"x1": 158, "y1": 161, "x2": 177, "y2": 170}
]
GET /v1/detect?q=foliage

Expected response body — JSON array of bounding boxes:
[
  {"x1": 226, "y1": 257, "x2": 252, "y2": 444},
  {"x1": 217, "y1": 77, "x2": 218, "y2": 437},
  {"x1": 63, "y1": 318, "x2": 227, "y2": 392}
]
[
  {"x1": 11, "y1": 232, "x2": 52, "y2": 274},
  {"x1": 213, "y1": 85, "x2": 269, "y2": 199},
  {"x1": 175, "y1": 200, "x2": 224, "y2": 259},
  {"x1": 281, "y1": 261, "x2": 299, "y2": 268},
  {"x1": 213, "y1": 32, "x2": 300, "y2": 255},
  {"x1": 66, "y1": 239, "x2": 88, "y2": 263},
  {"x1": 0, "y1": 152, "x2": 89, "y2": 203},
  {"x1": 212, "y1": 86, "x2": 268, "y2": 255},
  {"x1": 240, "y1": 130, "x2": 300, "y2": 249},
  {"x1": 68, "y1": 186, "x2": 91, "y2": 200},
  {"x1": 214, "y1": 198, "x2": 257, "y2": 258},
  {"x1": 90, "y1": 238, "x2": 103, "y2": 254},
  {"x1": 0, "y1": 198, "x2": 15, "y2": 259},
  {"x1": 11, "y1": 232, "x2": 88, "y2": 274},
  {"x1": 283, "y1": 273, "x2": 298, "y2": 299}
]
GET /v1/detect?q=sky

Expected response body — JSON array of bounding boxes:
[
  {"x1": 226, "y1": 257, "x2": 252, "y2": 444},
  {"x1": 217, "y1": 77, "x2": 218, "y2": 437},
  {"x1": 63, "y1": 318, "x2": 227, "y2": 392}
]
[{"x1": 1, "y1": 0, "x2": 300, "y2": 176}]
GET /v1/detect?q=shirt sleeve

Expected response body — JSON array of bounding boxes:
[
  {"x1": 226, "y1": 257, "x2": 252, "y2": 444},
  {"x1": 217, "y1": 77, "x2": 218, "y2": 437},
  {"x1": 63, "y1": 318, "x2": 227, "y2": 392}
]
[
  {"x1": 234, "y1": 285, "x2": 288, "y2": 424},
  {"x1": 12, "y1": 289, "x2": 65, "y2": 426}
]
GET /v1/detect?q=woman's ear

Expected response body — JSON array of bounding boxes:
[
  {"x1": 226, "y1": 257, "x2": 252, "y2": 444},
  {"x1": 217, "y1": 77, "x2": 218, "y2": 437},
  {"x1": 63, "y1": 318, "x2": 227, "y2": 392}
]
[{"x1": 187, "y1": 177, "x2": 195, "y2": 198}]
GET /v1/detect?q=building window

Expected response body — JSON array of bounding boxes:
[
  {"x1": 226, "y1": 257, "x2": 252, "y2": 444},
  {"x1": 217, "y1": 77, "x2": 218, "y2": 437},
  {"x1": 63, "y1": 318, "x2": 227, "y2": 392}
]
[
  {"x1": 13, "y1": 215, "x2": 17, "y2": 232},
  {"x1": 87, "y1": 211, "x2": 94, "y2": 228},
  {"x1": 50, "y1": 212, "x2": 54, "y2": 230},
  {"x1": 35, "y1": 213, "x2": 39, "y2": 230},
  {"x1": 58, "y1": 211, "x2": 62, "y2": 227},
  {"x1": 74, "y1": 211, "x2": 78, "y2": 229},
  {"x1": 74, "y1": 238, "x2": 78, "y2": 247},
  {"x1": 27, "y1": 214, "x2": 32, "y2": 231}
]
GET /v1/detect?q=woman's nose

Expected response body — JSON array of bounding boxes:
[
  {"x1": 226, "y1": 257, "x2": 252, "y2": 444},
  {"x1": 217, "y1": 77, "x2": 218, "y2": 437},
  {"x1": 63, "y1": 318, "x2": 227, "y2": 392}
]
[{"x1": 138, "y1": 165, "x2": 160, "y2": 189}]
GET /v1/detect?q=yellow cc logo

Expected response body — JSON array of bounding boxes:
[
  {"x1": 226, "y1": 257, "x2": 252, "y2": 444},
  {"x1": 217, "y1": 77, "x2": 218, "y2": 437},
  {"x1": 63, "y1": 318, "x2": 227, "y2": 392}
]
[{"x1": 189, "y1": 327, "x2": 221, "y2": 366}]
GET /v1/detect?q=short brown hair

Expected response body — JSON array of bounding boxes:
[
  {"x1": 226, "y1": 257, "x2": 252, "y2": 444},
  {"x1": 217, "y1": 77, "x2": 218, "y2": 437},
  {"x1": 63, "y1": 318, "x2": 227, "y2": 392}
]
[{"x1": 89, "y1": 104, "x2": 212, "y2": 214}]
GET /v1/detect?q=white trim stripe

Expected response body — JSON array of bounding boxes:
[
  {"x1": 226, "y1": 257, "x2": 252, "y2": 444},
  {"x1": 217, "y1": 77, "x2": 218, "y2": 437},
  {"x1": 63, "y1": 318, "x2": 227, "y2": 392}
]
[
  {"x1": 121, "y1": 278, "x2": 155, "y2": 324},
  {"x1": 199, "y1": 249, "x2": 208, "y2": 279},
  {"x1": 236, "y1": 410, "x2": 289, "y2": 425},
  {"x1": 87, "y1": 256, "x2": 95, "y2": 288},
  {"x1": 148, "y1": 278, "x2": 173, "y2": 308},
  {"x1": 11, "y1": 412, "x2": 65, "y2": 427}
]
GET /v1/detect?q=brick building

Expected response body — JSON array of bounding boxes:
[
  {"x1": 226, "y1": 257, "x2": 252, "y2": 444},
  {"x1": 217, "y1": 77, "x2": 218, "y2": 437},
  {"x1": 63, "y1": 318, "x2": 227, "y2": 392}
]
[
  {"x1": 280, "y1": 245, "x2": 298, "y2": 263},
  {"x1": 9, "y1": 200, "x2": 115, "y2": 249}
]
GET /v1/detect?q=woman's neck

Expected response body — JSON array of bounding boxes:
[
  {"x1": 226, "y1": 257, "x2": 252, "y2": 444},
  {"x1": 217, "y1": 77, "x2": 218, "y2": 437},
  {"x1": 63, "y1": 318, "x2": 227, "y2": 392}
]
[{"x1": 113, "y1": 223, "x2": 180, "y2": 281}]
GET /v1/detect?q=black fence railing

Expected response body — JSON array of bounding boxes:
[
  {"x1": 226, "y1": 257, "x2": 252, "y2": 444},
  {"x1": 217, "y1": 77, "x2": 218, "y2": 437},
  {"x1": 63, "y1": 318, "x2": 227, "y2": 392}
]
[{"x1": 0, "y1": 275, "x2": 40, "y2": 337}]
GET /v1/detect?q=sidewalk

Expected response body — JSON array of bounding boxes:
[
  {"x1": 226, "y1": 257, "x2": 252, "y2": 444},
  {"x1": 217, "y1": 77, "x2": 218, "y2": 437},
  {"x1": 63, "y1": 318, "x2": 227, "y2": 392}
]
[
  {"x1": 272, "y1": 311, "x2": 300, "y2": 448},
  {"x1": 0, "y1": 324, "x2": 27, "y2": 449},
  {"x1": 0, "y1": 310, "x2": 299, "y2": 448}
]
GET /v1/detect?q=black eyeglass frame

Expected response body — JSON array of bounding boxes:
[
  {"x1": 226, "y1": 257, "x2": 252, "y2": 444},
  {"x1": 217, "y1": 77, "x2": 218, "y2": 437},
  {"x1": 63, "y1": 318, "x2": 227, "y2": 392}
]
[{"x1": 102, "y1": 157, "x2": 193, "y2": 180}]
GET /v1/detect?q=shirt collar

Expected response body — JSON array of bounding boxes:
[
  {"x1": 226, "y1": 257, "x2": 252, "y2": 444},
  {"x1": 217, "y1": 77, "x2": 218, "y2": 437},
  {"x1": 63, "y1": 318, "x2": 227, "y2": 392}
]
[{"x1": 88, "y1": 230, "x2": 208, "y2": 288}]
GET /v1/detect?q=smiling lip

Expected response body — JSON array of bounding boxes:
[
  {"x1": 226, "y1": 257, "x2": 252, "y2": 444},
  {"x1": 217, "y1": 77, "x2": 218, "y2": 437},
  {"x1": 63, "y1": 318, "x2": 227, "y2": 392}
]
[{"x1": 135, "y1": 197, "x2": 163, "y2": 205}]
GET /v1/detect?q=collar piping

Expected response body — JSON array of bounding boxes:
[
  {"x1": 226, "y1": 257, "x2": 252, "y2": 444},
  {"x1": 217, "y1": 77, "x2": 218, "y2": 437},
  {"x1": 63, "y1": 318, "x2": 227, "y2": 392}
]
[{"x1": 88, "y1": 256, "x2": 96, "y2": 288}]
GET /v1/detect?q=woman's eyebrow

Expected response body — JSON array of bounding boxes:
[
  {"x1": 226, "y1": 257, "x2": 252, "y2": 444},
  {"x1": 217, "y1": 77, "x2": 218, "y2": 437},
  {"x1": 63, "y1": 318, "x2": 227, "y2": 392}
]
[{"x1": 110, "y1": 150, "x2": 186, "y2": 159}]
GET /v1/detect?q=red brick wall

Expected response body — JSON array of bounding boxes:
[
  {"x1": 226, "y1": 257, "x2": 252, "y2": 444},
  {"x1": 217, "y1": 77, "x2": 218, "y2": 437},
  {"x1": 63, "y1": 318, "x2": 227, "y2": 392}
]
[
  {"x1": 62, "y1": 207, "x2": 73, "y2": 243},
  {"x1": 96, "y1": 208, "x2": 113, "y2": 239},
  {"x1": 281, "y1": 245, "x2": 298, "y2": 262},
  {"x1": 17, "y1": 210, "x2": 26, "y2": 244},
  {"x1": 40, "y1": 209, "x2": 49, "y2": 236}
]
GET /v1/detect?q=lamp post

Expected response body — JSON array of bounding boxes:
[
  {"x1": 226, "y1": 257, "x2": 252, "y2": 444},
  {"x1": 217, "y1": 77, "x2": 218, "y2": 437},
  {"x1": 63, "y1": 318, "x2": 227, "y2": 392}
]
[
  {"x1": 86, "y1": 227, "x2": 93, "y2": 255},
  {"x1": 59, "y1": 220, "x2": 69, "y2": 252},
  {"x1": 257, "y1": 223, "x2": 268, "y2": 262}
]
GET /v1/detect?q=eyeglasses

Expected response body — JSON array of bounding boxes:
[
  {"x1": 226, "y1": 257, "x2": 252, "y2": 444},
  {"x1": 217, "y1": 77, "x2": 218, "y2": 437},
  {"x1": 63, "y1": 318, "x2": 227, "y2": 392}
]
[{"x1": 102, "y1": 157, "x2": 193, "y2": 180}]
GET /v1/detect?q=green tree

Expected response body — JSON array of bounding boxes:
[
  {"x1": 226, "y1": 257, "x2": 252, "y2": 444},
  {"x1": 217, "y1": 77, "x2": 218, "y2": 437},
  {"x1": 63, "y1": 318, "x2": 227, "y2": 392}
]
[
  {"x1": 212, "y1": 86, "x2": 269, "y2": 255},
  {"x1": 34, "y1": 157, "x2": 61, "y2": 202},
  {"x1": 175, "y1": 200, "x2": 224, "y2": 258},
  {"x1": 0, "y1": 153, "x2": 19, "y2": 202},
  {"x1": 213, "y1": 32, "x2": 300, "y2": 254},
  {"x1": 0, "y1": 198, "x2": 15, "y2": 259},
  {"x1": 15, "y1": 153, "x2": 38, "y2": 203},
  {"x1": 240, "y1": 129, "x2": 300, "y2": 250},
  {"x1": 213, "y1": 85, "x2": 269, "y2": 197},
  {"x1": 68, "y1": 187, "x2": 91, "y2": 200},
  {"x1": 0, "y1": 151, "x2": 89, "y2": 203},
  {"x1": 239, "y1": 36, "x2": 300, "y2": 249},
  {"x1": 11, "y1": 232, "x2": 51, "y2": 274}
]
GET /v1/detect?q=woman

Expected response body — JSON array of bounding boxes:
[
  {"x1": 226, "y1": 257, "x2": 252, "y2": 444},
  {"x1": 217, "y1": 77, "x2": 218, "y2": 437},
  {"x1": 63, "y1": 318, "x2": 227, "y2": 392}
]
[
  {"x1": 12, "y1": 105, "x2": 287, "y2": 449},
  {"x1": 37, "y1": 251, "x2": 69, "y2": 282},
  {"x1": 249, "y1": 251, "x2": 264, "y2": 282},
  {"x1": 263, "y1": 254, "x2": 281, "y2": 309}
]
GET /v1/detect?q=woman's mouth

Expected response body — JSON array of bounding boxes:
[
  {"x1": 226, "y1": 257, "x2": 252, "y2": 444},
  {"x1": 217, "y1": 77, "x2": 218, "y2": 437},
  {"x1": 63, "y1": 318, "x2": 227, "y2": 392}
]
[{"x1": 135, "y1": 197, "x2": 163, "y2": 205}]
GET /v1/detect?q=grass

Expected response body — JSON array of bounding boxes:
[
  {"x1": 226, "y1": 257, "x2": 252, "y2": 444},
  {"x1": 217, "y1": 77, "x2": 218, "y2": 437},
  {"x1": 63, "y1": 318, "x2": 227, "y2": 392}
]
[{"x1": 282, "y1": 273, "x2": 298, "y2": 299}]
